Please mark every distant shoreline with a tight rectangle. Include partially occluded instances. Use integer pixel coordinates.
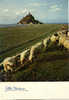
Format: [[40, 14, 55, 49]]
[[0, 23, 68, 28], [0, 24, 27, 28]]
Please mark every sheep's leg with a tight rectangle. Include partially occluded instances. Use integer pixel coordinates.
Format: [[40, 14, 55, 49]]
[[4, 65, 7, 72], [7, 66, 13, 72], [21, 60, 23, 64], [29, 57, 33, 63]]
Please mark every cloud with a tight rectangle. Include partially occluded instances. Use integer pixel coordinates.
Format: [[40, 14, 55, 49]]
[[50, 5, 57, 9], [22, 8, 28, 13], [49, 4, 62, 12], [30, 3, 47, 7], [3, 9, 8, 12], [32, 3, 40, 6], [55, 8, 61, 11], [16, 12, 20, 15], [16, 8, 35, 16], [16, 8, 27, 15], [0, 8, 2, 10], [0, 7, 35, 23]]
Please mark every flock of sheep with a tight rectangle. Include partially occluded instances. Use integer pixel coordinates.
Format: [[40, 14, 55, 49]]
[[0, 30, 69, 72]]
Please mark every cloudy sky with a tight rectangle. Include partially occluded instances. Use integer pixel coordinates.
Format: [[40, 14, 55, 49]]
[[0, 0, 68, 24]]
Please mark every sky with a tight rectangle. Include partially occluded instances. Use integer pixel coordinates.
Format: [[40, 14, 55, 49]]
[[0, 0, 68, 24]]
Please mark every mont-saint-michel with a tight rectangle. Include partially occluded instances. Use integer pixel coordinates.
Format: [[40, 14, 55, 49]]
[[17, 12, 43, 24]]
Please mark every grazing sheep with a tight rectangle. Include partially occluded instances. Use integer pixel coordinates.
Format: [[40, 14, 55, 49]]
[[59, 35, 66, 46], [63, 39, 69, 50], [2, 56, 16, 72], [43, 37, 50, 48], [29, 41, 43, 62], [20, 49, 30, 64], [50, 33, 59, 43]]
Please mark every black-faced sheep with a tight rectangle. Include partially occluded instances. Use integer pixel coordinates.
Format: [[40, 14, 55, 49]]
[[50, 33, 59, 43]]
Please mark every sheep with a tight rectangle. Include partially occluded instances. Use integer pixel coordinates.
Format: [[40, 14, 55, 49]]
[[50, 33, 59, 43], [63, 39, 69, 50], [0, 54, 21, 72], [43, 37, 50, 49], [58, 35, 66, 46], [62, 30, 67, 35], [57, 31, 63, 36], [29, 41, 43, 62], [68, 32, 69, 37], [57, 30, 67, 37], [2, 56, 16, 72], [20, 49, 30, 64]]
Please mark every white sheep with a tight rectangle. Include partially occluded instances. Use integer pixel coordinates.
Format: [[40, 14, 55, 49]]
[[57, 31, 62, 36], [68, 32, 69, 37], [43, 37, 50, 48], [20, 49, 30, 64], [29, 41, 43, 61], [57, 30, 67, 37], [50, 34, 59, 43], [59, 35, 66, 46], [63, 39, 69, 50], [2, 56, 16, 72]]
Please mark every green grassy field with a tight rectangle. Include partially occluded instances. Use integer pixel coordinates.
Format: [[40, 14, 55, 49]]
[[0, 24, 69, 81]]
